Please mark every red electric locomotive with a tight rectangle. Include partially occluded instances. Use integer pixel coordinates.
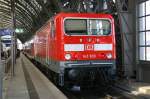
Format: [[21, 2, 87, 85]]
[[32, 13, 116, 86]]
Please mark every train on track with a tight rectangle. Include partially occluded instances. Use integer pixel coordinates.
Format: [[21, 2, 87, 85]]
[[24, 13, 116, 87]]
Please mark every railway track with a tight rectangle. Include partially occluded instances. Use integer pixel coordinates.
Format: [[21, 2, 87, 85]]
[[60, 84, 136, 99], [60, 80, 150, 99]]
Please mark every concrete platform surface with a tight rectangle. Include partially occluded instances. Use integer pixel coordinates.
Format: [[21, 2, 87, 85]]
[[3, 54, 68, 99]]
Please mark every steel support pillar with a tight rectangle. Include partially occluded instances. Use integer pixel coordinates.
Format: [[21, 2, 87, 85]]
[[116, 0, 135, 77], [0, 33, 2, 99], [11, 0, 16, 76]]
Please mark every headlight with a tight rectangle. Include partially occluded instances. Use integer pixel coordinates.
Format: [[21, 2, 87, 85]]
[[65, 54, 71, 60], [106, 53, 112, 59]]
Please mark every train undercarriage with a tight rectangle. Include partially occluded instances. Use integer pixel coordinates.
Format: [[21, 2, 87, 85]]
[[45, 60, 116, 88]]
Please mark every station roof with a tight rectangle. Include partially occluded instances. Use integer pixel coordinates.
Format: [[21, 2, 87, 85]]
[[0, 0, 116, 43]]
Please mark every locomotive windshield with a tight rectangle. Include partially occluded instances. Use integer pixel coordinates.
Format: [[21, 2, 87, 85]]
[[64, 19, 111, 35]]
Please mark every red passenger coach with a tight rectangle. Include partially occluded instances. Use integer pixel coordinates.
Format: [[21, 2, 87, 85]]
[[33, 13, 116, 86]]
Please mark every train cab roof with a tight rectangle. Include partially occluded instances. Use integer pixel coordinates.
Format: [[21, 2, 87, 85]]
[[54, 12, 114, 19]]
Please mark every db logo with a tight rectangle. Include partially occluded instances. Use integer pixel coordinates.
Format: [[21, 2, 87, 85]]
[[85, 44, 94, 51]]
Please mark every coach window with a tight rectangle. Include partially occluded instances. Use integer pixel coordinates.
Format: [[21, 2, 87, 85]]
[[138, 0, 150, 61]]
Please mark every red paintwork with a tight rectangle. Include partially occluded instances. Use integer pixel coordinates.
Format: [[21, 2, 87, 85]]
[[34, 22, 50, 59], [33, 13, 116, 61]]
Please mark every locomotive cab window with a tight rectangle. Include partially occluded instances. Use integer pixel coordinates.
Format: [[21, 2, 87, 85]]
[[64, 19, 87, 35], [64, 19, 111, 35], [89, 20, 111, 35]]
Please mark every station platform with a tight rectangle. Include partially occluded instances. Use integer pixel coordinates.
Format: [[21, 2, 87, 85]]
[[3, 53, 68, 99]]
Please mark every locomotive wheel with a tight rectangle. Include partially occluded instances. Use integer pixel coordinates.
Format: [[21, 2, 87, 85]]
[[53, 75, 59, 86], [50, 72, 59, 86], [64, 82, 74, 89]]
